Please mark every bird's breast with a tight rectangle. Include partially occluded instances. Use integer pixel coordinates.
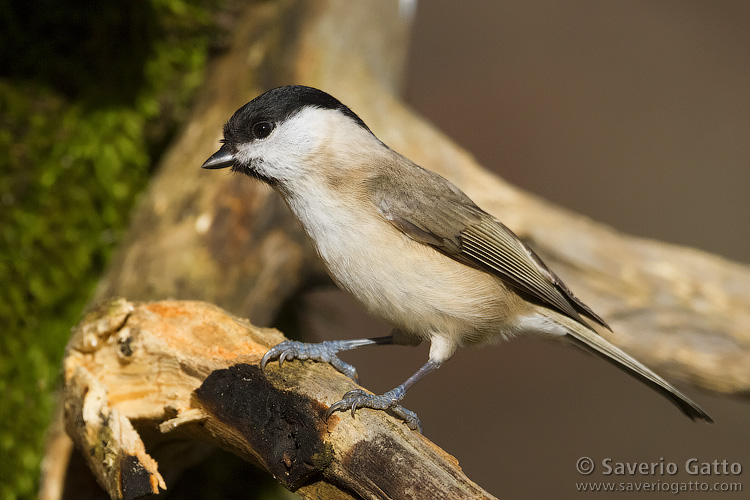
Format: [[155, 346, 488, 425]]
[[284, 186, 526, 344]]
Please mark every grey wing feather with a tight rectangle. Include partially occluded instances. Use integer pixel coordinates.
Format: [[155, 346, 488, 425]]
[[371, 164, 610, 331]]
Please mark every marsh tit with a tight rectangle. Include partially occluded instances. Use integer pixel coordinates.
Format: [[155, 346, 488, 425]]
[[202, 85, 712, 431]]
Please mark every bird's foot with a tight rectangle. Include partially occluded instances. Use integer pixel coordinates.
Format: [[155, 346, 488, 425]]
[[326, 388, 422, 432], [261, 340, 359, 380]]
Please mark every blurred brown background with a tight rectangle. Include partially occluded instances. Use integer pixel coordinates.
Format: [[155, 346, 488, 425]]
[[302, 1, 750, 498]]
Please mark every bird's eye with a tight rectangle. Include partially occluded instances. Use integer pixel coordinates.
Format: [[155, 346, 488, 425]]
[[252, 121, 274, 139]]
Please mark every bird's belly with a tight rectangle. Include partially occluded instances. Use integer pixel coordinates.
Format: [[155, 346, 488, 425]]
[[313, 217, 522, 344]]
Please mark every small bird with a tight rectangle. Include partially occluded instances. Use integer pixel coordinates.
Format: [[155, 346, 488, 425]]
[[202, 85, 712, 431]]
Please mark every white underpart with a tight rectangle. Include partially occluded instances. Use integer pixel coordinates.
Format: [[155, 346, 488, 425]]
[[515, 313, 570, 337], [429, 335, 457, 364]]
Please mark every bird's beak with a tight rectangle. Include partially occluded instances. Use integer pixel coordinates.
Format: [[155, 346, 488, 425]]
[[201, 144, 235, 169]]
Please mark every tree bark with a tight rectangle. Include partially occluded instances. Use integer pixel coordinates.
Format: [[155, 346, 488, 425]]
[[41, 0, 750, 498]]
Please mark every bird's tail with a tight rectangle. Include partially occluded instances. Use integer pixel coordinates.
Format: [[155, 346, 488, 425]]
[[555, 317, 713, 423]]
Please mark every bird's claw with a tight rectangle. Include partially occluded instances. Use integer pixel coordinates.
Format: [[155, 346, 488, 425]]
[[326, 388, 422, 432], [260, 340, 359, 380], [262, 341, 422, 431]]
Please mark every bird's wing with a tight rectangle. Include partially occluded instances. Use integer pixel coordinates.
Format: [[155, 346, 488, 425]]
[[370, 164, 609, 330]]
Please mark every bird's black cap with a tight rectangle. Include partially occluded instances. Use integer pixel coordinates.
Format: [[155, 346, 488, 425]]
[[222, 85, 371, 146]]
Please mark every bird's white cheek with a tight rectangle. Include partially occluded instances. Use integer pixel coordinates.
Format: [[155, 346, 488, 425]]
[[235, 142, 283, 180], [235, 143, 258, 167], [236, 134, 320, 183]]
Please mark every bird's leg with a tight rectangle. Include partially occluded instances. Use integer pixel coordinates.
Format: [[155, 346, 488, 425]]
[[326, 359, 441, 433], [260, 335, 397, 382]]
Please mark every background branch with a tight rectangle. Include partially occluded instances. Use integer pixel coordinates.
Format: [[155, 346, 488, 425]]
[[40, 0, 749, 498]]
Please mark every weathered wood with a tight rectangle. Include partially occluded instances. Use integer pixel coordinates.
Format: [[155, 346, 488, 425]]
[[61, 299, 495, 500]]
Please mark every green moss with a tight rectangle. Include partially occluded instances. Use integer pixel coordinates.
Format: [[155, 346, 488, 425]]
[[0, 1, 224, 498]]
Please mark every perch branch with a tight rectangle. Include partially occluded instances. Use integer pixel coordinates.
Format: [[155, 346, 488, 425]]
[[62, 299, 495, 500]]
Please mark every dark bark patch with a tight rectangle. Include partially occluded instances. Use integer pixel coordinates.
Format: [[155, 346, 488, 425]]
[[195, 364, 333, 490]]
